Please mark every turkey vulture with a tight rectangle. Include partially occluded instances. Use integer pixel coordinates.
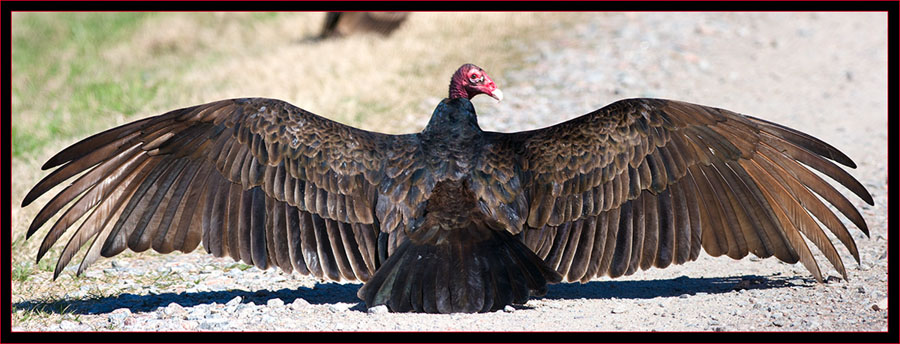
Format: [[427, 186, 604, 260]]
[[319, 12, 409, 39], [22, 64, 873, 314]]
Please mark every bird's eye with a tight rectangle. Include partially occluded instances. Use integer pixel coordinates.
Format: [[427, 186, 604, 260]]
[[469, 73, 483, 83]]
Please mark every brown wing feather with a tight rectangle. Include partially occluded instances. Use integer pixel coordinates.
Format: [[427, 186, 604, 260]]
[[478, 98, 871, 282], [24, 98, 424, 282]]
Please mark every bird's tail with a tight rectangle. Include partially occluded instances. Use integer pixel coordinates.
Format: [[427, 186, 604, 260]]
[[358, 230, 561, 313]]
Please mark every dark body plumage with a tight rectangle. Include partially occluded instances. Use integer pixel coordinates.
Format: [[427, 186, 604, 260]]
[[22, 64, 873, 313]]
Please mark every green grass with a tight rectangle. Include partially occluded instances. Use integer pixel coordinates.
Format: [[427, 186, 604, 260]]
[[10, 12, 291, 159], [11, 252, 54, 282], [15, 304, 67, 323], [225, 263, 254, 272], [12, 262, 32, 282], [12, 13, 158, 158]]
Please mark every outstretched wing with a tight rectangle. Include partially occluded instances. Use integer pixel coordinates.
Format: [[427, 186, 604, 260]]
[[22, 98, 426, 282], [474, 98, 873, 283]]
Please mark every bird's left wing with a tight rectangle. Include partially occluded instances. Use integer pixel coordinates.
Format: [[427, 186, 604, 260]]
[[473, 98, 873, 283], [21, 98, 426, 282]]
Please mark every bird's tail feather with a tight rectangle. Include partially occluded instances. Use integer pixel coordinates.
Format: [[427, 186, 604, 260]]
[[358, 230, 561, 313]]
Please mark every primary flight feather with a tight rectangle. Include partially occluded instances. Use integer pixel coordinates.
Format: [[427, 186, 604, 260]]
[[22, 63, 873, 313]]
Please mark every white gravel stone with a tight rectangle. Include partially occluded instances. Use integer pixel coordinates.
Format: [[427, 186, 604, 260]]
[[165, 303, 186, 317], [198, 317, 230, 330], [107, 308, 132, 327], [328, 303, 351, 312], [186, 307, 211, 320], [611, 306, 629, 314], [290, 298, 310, 310], [59, 320, 79, 331], [367, 305, 389, 314], [226, 296, 242, 306]]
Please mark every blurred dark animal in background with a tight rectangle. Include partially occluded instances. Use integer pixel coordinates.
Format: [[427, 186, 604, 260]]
[[320, 12, 410, 39]]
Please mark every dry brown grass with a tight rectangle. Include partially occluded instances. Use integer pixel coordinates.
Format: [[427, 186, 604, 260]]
[[11, 12, 590, 306]]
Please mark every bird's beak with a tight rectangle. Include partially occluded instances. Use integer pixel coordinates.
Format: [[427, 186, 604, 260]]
[[488, 88, 503, 102]]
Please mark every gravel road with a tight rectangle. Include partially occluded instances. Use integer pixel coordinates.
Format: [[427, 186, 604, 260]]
[[11, 12, 887, 332]]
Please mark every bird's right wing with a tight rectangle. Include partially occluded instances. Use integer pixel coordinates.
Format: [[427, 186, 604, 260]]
[[474, 98, 872, 283], [22, 98, 429, 282]]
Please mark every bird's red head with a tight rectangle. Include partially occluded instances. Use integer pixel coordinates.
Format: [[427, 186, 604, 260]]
[[449, 64, 503, 101]]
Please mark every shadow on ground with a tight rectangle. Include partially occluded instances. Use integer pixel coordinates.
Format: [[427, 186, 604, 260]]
[[12, 274, 810, 315], [12, 283, 363, 316], [542, 274, 811, 301]]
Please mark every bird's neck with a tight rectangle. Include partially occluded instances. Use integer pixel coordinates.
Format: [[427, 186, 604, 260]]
[[448, 65, 476, 100], [423, 98, 483, 141], [448, 83, 469, 100]]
